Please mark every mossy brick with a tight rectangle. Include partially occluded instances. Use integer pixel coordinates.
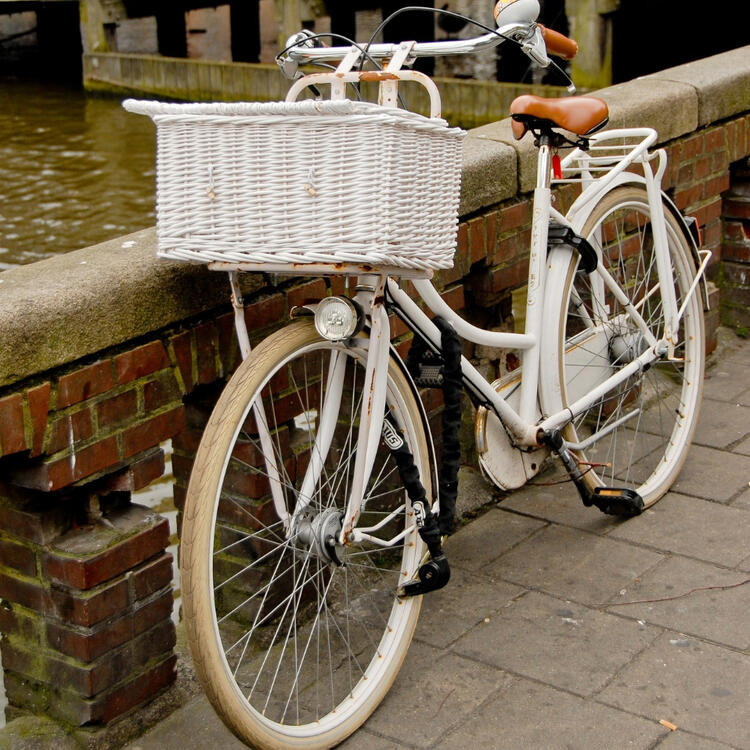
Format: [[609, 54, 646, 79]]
[[216, 310, 240, 376], [122, 406, 186, 458], [0, 537, 37, 578], [169, 331, 195, 393], [0, 603, 45, 644], [0, 571, 51, 612], [42, 506, 170, 590], [26, 382, 51, 457], [50, 577, 129, 627], [46, 588, 173, 663], [101, 447, 165, 493], [96, 389, 138, 431], [46, 408, 94, 454], [0, 393, 26, 457], [57, 361, 115, 408], [114, 342, 169, 385], [0, 501, 70, 545], [142, 370, 182, 413]]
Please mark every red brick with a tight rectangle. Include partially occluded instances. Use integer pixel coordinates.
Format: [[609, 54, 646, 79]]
[[216, 310, 240, 377], [97, 654, 176, 724], [440, 284, 465, 312], [703, 174, 731, 199], [0, 393, 26, 457], [46, 612, 132, 662], [122, 406, 186, 459], [456, 222, 469, 259], [0, 538, 37, 577], [72, 437, 120, 483], [484, 210, 499, 259], [494, 229, 531, 264], [285, 278, 327, 309], [169, 331, 194, 393], [130, 553, 173, 601], [96, 390, 138, 430], [711, 150, 729, 174], [501, 201, 531, 231], [0, 503, 69, 545], [43, 512, 170, 590], [50, 578, 129, 627], [101, 448, 166, 494], [468, 216, 486, 262], [694, 157, 711, 181], [674, 183, 703, 211], [723, 196, 750, 220], [46, 408, 94, 454], [679, 133, 703, 160], [26, 383, 51, 457], [692, 197, 723, 228], [58, 361, 114, 408], [114, 342, 169, 385], [195, 321, 218, 386], [244, 292, 286, 331], [704, 127, 726, 153]]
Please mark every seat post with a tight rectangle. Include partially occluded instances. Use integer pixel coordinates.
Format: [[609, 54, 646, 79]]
[[536, 133, 553, 190]]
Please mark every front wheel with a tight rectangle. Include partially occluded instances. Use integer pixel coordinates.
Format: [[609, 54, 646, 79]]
[[180, 319, 431, 750], [543, 186, 705, 508]]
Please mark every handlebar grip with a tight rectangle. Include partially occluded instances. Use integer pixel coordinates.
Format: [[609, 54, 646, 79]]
[[538, 24, 578, 59]]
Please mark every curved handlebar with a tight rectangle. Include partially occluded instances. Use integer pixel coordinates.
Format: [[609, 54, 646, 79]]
[[283, 22, 531, 64], [538, 25, 578, 59]]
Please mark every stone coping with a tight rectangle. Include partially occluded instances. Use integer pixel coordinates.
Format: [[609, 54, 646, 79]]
[[1, 46, 749, 389]]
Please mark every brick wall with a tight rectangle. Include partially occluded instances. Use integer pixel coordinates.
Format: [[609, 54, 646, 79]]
[[0, 60, 748, 730]]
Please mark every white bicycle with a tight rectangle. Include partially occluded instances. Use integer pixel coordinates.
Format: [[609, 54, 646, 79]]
[[127, 1, 709, 746]]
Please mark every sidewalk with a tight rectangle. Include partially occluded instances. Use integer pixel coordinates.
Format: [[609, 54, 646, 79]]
[[3, 331, 750, 750], [125, 329, 750, 750]]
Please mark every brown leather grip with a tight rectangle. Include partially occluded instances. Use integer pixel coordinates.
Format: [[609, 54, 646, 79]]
[[538, 24, 578, 60]]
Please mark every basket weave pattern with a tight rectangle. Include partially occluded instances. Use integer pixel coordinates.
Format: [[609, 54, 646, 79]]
[[124, 99, 465, 271]]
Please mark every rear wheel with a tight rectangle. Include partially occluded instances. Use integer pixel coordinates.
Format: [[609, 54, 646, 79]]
[[180, 319, 431, 749], [545, 186, 704, 507]]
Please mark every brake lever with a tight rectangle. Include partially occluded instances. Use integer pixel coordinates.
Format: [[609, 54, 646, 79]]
[[520, 24, 550, 68]]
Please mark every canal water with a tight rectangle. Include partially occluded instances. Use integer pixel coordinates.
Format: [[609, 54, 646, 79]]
[[0, 76, 156, 269]]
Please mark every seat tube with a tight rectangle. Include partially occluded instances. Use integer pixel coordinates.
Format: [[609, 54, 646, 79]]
[[518, 141, 552, 424]]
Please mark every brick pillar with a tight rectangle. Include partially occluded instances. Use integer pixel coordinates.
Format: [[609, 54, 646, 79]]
[[0, 479, 175, 725], [720, 159, 750, 333]]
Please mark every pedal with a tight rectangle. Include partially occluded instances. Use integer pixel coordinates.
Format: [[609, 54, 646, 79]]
[[397, 555, 450, 598], [591, 487, 644, 517]]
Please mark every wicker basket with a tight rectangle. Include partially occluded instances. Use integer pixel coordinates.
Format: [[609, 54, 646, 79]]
[[123, 99, 465, 272]]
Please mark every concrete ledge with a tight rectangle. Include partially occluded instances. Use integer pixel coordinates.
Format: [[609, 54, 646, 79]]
[[645, 46, 750, 127], [0, 229, 237, 388]]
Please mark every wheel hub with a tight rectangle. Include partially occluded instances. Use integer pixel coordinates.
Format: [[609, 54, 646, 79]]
[[293, 508, 345, 565]]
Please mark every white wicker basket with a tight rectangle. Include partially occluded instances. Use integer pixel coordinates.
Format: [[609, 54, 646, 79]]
[[123, 99, 465, 272]]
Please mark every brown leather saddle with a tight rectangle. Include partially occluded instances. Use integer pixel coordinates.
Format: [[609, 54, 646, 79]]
[[510, 94, 609, 139]]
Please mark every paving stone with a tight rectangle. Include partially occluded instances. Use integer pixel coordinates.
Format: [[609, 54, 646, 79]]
[[733, 437, 750, 457], [609, 493, 750, 567], [599, 632, 750, 748], [665, 445, 749, 501], [452, 591, 658, 697], [414, 565, 523, 649], [125, 695, 246, 750], [487, 525, 664, 607], [338, 729, 410, 749], [691, 399, 750, 449], [497, 482, 624, 535], [362, 639, 511, 748], [701, 365, 750, 402], [443, 507, 546, 571], [657, 732, 737, 750], [435, 677, 664, 750], [605, 556, 750, 649]]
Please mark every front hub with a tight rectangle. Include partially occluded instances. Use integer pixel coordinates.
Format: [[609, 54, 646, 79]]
[[293, 508, 345, 565]]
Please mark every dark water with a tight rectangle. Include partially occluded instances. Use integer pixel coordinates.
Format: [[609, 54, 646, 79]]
[[0, 78, 156, 269]]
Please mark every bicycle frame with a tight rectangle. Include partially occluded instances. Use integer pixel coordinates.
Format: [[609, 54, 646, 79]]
[[223, 23, 711, 550]]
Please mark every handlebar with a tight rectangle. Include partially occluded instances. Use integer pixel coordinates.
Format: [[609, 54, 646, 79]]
[[538, 25, 578, 60]]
